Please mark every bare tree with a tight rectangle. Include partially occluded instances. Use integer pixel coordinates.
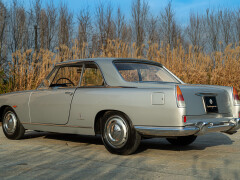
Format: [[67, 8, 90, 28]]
[[0, 1, 7, 65], [58, 2, 73, 47], [38, 1, 57, 50], [32, 0, 41, 26], [186, 12, 206, 52], [95, 2, 115, 51], [116, 8, 132, 44], [122, 24, 132, 44], [8, 0, 27, 53], [147, 15, 159, 45], [159, 1, 181, 49], [31, 0, 42, 51], [95, 2, 105, 49], [77, 7, 91, 48], [131, 0, 149, 52], [46, 1, 57, 51], [115, 7, 125, 40], [105, 4, 115, 41], [234, 9, 240, 46], [220, 9, 234, 48], [205, 9, 221, 52], [39, 9, 48, 49]]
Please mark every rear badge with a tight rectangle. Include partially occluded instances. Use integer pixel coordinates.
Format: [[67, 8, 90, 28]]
[[209, 99, 213, 105], [203, 96, 218, 113]]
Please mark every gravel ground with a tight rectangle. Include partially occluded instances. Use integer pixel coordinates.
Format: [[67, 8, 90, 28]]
[[0, 124, 240, 180]]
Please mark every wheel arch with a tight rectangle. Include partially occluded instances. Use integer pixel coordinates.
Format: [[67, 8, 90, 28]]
[[94, 109, 131, 135], [0, 105, 12, 122]]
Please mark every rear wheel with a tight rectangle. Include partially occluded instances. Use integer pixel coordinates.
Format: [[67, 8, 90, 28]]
[[166, 135, 197, 146], [101, 112, 141, 155], [2, 107, 25, 140]]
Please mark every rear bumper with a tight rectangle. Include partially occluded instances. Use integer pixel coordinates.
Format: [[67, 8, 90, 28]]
[[135, 118, 240, 137]]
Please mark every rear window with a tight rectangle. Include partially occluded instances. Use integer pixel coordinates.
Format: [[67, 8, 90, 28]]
[[114, 62, 179, 83]]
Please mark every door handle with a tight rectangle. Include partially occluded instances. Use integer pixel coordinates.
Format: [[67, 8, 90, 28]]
[[65, 92, 73, 96]]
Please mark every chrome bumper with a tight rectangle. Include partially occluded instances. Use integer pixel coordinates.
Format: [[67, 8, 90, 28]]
[[135, 118, 240, 137]]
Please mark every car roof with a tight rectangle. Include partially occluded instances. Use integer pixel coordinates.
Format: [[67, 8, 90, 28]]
[[56, 58, 163, 66], [54, 58, 169, 87]]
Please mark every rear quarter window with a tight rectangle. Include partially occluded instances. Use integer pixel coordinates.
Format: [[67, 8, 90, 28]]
[[114, 62, 179, 83]]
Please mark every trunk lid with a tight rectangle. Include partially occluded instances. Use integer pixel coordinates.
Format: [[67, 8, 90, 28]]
[[179, 84, 232, 116]]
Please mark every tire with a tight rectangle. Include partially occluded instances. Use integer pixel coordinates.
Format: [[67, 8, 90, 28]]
[[101, 111, 141, 155], [2, 107, 25, 140], [166, 135, 197, 146]]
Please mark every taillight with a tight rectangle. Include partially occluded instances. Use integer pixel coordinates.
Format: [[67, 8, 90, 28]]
[[183, 115, 187, 123], [233, 87, 240, 105], [176, 85, 186, 107]]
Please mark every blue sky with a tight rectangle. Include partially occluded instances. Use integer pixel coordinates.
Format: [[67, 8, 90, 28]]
[[3, 0, 240, 26]]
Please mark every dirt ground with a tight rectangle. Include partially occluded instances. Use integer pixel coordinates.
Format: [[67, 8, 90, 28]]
[[0, 125, 240, 180]]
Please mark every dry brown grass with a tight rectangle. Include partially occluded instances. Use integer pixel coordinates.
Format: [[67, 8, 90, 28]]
[[7, 40, 240, 94]]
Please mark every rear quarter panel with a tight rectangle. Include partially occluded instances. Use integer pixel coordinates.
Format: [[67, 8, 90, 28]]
[[68, 87, 185, 129]]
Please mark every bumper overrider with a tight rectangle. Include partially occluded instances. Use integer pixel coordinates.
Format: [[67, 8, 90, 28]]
[[135, 118, 240, 137]]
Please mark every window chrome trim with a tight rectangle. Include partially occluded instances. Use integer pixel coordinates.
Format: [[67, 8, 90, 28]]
[[49, 64, 84, 89], [37, 66, 60, 90], [162, 66, 184, 84], [112, 61, 181, 84], [78, 63, 85, 87]]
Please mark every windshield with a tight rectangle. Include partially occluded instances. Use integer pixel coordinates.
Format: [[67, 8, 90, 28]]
[[114, 62, 179, 83]]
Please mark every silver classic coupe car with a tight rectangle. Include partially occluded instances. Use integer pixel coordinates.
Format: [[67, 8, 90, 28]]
[[0, 58, 240, 155]]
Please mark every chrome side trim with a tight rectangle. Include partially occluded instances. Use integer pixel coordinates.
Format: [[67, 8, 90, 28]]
[[195, 93, 218, 96], [22, 122, 92, 129], [135, 118, 240, 137]]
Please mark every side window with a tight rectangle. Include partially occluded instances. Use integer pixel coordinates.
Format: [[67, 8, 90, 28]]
[[51, 65, 83, 88], [118, 69, 139, 82], [140, 68, 163, 81], [81, 63, 104, 87]]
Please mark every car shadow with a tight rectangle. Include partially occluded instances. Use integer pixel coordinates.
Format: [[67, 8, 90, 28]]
[[23, 131, 234, 154], [23, 130, 49, 139], [135, 132, 234, 153], [45, 133, 103, 145], [23, 130, 103, 146]]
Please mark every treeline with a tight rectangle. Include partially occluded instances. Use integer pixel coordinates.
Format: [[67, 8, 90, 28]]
[[0, 0, 240, 93], [1, 0, 240, 60]]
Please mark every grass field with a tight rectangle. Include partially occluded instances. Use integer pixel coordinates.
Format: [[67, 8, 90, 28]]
[[3, 40, 240, 94]]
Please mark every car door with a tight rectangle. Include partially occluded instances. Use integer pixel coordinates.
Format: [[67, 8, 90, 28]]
[[68, 62, 105, 127], [29, 64, 83, 125]]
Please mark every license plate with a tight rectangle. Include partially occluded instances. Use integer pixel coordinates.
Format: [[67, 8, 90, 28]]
[[203, 96, 218, 113]]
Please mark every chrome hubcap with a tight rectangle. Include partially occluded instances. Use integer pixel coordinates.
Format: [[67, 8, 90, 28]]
[[3, 112, 17, 135], [104, 116, 128, 148]]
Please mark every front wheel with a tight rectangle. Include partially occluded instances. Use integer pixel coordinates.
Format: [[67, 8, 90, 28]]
[[101, 112, 141, 155], [2, 107, 25, 140], [166, 135, 197, 146]]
